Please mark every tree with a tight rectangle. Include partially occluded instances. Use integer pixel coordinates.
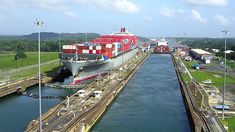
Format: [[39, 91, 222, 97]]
[[15, 51, 27, 60]]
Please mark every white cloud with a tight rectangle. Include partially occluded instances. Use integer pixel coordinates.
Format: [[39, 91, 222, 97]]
[[177, 9, 185, 14], [214, 14, 229, 26], [76, 0, 139, 14], [144, 16, 153, 21], [191, 9, 206, 23], [0, 15, 3, 23], [187, 0, 227, 6], [38, 0, 67, 11], [0, 0, 78, 18], [63, 11, 78, 18], [231, 16, 235, 22], [159, 7, 175, 17]]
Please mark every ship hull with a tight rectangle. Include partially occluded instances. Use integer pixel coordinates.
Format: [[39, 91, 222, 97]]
[[61, 48, 139, 84]]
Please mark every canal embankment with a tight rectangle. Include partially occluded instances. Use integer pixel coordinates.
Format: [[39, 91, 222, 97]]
[[171, 52, 226, 132], [0, 74, 60, 98]]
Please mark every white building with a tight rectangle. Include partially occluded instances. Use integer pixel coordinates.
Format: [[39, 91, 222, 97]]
[[212, 49, 220, 53], [189, 49, 213, 64], [225, 50, 234, 54]]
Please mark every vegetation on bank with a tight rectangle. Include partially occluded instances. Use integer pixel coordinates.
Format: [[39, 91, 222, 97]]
[[9, 62, 60, 80], [227, 116, 235, 132], [183, 60, 235, 88], [0, 52, 59, 70], [191, 71, 235, 88], [221, 116, 235, 132]]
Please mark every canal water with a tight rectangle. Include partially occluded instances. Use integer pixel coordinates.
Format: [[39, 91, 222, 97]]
[[0, 85, 77, 132], [92, 54, 191, 132]]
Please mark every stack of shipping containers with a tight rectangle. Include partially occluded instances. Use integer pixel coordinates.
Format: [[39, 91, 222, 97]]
[[62, 32, 138, 59]]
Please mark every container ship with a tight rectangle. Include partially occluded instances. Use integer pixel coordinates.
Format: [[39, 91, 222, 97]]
[[153, 39, 170, 54], [60, 28, 139, 84]]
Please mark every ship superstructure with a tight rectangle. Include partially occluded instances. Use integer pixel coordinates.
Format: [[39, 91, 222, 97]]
[[154, 39, 170, 54]]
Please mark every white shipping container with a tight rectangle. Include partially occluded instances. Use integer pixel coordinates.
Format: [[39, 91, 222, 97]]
[[77, 44, 84, 46], [106, 44, 112, 48], [89, 46, 93, 50], [96, 46, 101, 50], [82, 50, 89, 54], [113, 42, 119, 56], [92, 50, 96, 54], [71, 46, 75, 49], [63, 45, 67, 49]]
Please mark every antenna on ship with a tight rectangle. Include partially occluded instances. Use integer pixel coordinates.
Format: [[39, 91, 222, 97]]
[[34, 19, 44, 132]]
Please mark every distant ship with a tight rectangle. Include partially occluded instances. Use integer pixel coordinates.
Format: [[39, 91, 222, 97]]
[[60, 28, 139, 84], [153, 39, 170, 54]]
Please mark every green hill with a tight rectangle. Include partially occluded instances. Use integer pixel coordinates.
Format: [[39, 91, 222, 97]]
[[0, 32, 149, 53], [22, 32, 100, 41]]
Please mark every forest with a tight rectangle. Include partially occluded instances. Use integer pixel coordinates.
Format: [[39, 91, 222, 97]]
[[0, 32, 149, 53], [0, 32, 100, 53]]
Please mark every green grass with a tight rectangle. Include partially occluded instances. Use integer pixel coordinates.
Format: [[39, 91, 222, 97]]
[[182, 72, 191, 83], [231, 89, 235, 95], [10, 62, 60, 80], [183, 60, 199, 70], [227, 61, 235, 68], [0, 52, 59, 70], [222, 116, 235, 132], [190, 70, 235, 88], [183, 60, 235, 88], [228, 116, 235, 132]]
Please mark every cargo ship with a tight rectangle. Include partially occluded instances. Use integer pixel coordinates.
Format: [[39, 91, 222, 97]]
[[153, 39, 170, 54], [60, 28, 139, 84]]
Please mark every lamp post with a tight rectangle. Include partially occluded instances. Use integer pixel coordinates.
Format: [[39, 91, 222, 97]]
[[58, 32, 61, 66], [17, 58, 19, 72], [222, 29, 229, 120], [35, 19, 44, 132]]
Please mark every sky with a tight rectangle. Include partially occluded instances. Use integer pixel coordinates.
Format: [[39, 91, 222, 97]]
[[0, 0, 234, 37]]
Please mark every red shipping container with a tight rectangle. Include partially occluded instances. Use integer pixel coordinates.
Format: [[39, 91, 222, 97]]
[[96, 50, 102, 54]]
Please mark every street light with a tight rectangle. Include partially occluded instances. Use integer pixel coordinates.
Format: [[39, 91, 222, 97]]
[[17, 58, 20, 72], [35, 19, 44, 132], [222, 29, 229, 120], [58, 32, 61, 66]]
